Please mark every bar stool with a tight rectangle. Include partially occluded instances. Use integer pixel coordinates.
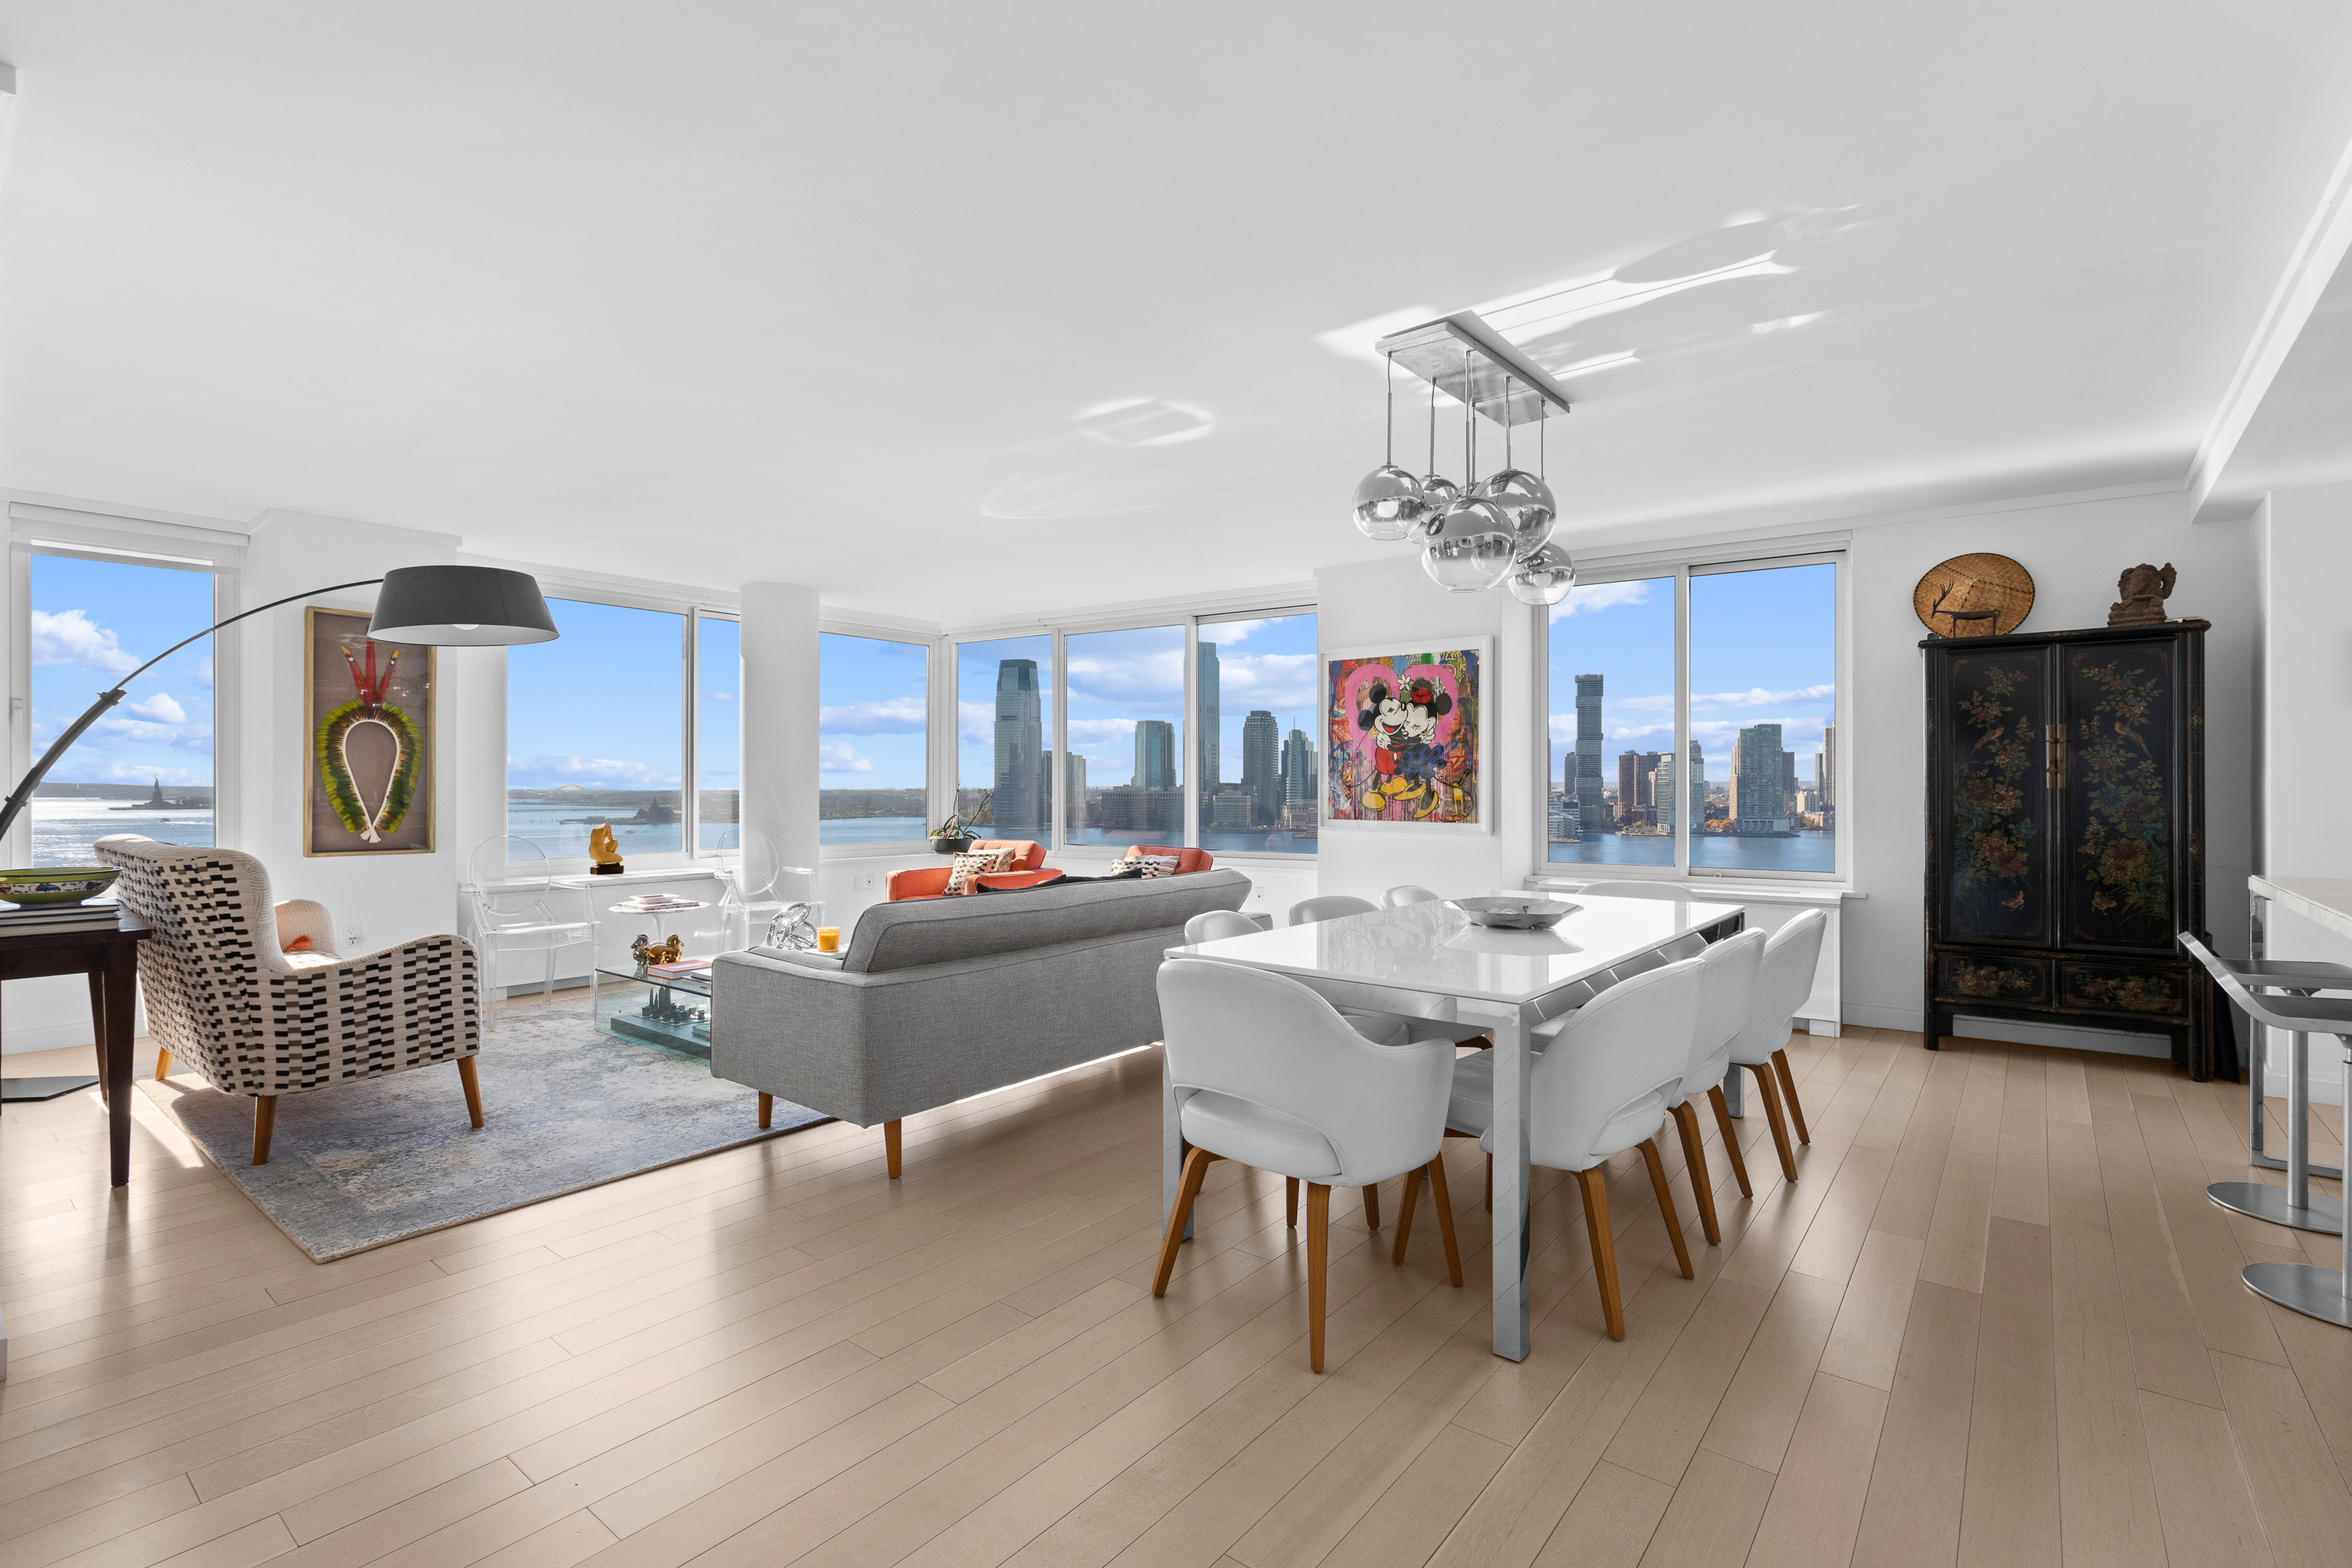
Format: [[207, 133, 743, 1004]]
[[2196, 969, 2352, 1330], [2182, 935, 2346, 1236]]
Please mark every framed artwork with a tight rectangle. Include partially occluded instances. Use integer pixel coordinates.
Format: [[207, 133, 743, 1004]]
[[1323, 637, 1491, 832], [304, 606, 436, 855]]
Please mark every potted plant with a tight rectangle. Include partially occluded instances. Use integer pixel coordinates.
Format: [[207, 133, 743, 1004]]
[[927, 812, 977, 855]]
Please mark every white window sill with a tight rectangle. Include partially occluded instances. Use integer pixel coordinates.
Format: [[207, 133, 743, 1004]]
[[1526, 873, 1863, 906]]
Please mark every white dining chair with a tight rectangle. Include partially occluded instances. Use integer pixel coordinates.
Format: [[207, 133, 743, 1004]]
[[1671, 926, 1767, 1243], [1728, 908, 1828, 1182], [1447, 956, 1706, 1339], [1383, 884, 1443, 908], [1152, 956, 1462, 1370], [1290, 894, 1377, 925]]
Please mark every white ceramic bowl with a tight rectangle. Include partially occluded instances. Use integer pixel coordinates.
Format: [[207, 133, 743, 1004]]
[[1453, 896, 1580, 931]]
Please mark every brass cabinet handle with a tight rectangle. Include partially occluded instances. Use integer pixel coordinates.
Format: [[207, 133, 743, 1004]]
[[2046, 724, 2066, 789]]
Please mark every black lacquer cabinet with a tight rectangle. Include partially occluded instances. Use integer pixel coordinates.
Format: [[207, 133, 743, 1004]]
[[1922, 619, 2223, 1078]]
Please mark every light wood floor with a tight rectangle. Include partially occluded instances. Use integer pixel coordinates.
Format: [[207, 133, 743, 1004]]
[[4, 1006, 2351, 1568]]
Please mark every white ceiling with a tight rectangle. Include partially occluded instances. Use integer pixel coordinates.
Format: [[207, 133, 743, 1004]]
[[0, 3, 2349, 619]]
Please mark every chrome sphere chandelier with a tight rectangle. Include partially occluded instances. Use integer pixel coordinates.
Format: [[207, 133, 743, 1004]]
[[1350, 316, 1576, 603]]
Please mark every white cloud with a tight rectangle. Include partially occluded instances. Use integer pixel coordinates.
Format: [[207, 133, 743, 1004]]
[[1066, 717, 1145, 744], [1692, 684, 1835, 710], [191, 656, 213, 690], [959, 699, 996, 746], [706, 690, 731, 702], [507, 753, 680, 787], [31, 608, 139, 673], [818, 742, 874, 773], [93, 759, 207, 786], [1549, 581, 1653, 621], [1201, 619, 1266, 648], [124, 692, 187, 723], [1214, 652, 1317, 711], [820, 696, 926, 735], [90, 715, 209, 748], [1065, 649, 1183, 702]]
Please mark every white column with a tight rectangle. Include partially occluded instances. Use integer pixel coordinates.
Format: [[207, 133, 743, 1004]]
[[739, 583, 820, 906]]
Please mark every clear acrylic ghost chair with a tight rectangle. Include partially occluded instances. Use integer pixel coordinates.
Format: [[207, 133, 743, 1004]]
[[715, 826, 817, 951], [465, 836, 597, 1030], [1152, 957, 1462, 1370], [1669, 927, 1767, 1243], [1383, 884, 1443, 908], [1450, 956, 1705, 1339], [1727, 909, 1828, 1182]]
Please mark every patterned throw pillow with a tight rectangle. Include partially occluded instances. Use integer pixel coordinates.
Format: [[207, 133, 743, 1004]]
[[1112, 853, 1181, 879], [946, 847, 1019, 895]]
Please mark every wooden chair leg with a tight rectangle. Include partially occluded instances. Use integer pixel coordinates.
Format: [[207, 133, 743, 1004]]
[[456, 1056, 484, 1128], [1708, 1083, 1752, 1198], [1573, 1167, 1625, 1340], [1286, 1176, 1298, 1227], [154, 1046, 173, 1080], [1363, 1181, 1381, 1230], [757, 1091, 773, 1130], [884, 1119, 902, 1178], [1426, 1156, 1465, 1287], [1484, 1152, 1493, 1212], [252, 1095, 278, 1166], [1640, 1137, 1694, 1279], [1773, 1047, 1812, 1145], [1152, 1145, 1216, 1296], [1306, 1181, 1330, 1371], [1748, 1062, 1800, 1182], [1670, 1100, 1721, 1245], [1390, 1167, 1421, 1264]]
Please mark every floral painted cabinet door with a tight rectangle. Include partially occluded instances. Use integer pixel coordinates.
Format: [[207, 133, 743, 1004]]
[[1935, 647, 2056, 947], [2059, 640, 2180, 953]]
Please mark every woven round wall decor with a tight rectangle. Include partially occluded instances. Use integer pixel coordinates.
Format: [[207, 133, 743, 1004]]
[[1913, 554, 2034, 637]]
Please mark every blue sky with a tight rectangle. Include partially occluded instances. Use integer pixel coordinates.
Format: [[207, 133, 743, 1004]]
[[816, 631, 928, 789], [30, 554, 217, 786], [1547, 561, 1835, 789], [508, 597, 688, 789]]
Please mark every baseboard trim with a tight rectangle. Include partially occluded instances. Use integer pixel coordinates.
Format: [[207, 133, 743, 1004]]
[[1843, 1002, 2176, 1059]]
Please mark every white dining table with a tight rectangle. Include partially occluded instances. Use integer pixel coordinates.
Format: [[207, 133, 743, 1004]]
[[1165, 891, 1747, 1360]]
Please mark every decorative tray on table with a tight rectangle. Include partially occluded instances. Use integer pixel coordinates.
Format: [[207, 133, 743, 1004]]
[[1453, 896, 1580, 931]]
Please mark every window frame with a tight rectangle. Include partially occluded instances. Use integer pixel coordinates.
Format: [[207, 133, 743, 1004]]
[[1538, 543, 1849, 884], [944, 598, 1319, 864]]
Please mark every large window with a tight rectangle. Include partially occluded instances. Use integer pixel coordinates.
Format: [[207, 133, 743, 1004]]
[[27, 552, 217, 866], [1545, 577, 1675, 867], [1065, 624, 1184, 848], [507, 597, 685, 858], [1690, 561, 1837, 873], [817, 631, 929, 844], [1545, 555, 1842, 878], [1199, 612, 1318, 856], [956, 633, 1053, 840]]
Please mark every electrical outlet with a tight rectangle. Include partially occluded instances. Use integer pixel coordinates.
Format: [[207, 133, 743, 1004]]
[[341, 920, 365, 951]]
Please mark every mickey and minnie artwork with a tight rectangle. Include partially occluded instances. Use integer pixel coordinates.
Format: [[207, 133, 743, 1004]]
[[1325, 641, 1486, 829]]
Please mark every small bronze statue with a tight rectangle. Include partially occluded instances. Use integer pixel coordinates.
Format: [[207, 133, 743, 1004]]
[[589, 823, 624, 875], [2107, 562, 2176, 626]]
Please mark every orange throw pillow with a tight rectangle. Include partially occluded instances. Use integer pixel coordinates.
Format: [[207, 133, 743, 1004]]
[[284, 934, 314, 953]]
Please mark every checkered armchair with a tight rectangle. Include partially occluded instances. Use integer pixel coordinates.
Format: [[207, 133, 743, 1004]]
[[94, 834, 483, 1165]]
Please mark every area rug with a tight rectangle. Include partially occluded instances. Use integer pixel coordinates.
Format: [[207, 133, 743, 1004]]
[[136, 1004, 828, 1261]]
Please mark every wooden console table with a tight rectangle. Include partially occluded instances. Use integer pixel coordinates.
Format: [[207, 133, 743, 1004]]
[[0, 920, 151, 1186]]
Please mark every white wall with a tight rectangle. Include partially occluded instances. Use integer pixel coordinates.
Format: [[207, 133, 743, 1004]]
[[2253, 481, 2352, 1102]]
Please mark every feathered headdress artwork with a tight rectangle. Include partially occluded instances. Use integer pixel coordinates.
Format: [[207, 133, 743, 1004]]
[[340, 639, 400, 717]]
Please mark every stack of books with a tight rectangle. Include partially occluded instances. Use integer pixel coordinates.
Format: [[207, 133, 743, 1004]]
[[645, 957, 715, 981], [0, 901, 125, 937]]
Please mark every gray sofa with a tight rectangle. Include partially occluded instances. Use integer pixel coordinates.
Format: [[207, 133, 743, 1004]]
[[709, 868, 1250, 1176]]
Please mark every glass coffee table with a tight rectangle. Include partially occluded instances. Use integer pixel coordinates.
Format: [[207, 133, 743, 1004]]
[[593, 963, 715, 1061]]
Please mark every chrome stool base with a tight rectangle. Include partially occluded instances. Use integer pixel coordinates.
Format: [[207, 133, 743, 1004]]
[[2207, 1181, 2343, 1236], [2243, 1262, 2352, 1329]]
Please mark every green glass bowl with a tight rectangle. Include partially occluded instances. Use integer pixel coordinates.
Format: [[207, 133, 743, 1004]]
[[0, 867, 122, 907]]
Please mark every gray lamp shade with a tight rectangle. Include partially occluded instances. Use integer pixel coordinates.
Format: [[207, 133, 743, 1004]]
[[366, 565, 561, 646]]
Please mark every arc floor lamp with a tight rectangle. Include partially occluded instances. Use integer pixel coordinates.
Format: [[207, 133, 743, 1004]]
[[0, 564, 559, 1102]]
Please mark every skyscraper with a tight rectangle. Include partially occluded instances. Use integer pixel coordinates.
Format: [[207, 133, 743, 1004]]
[[1242, 710, 1282, 826], [1781, 750, 1797, 816], [1730, 723, 1788, 833], [993, 659, 1043, 837], [1575, 673, 1606, 827], [1280, 723, 1315, 806], [1658, 741, 1704, 829], [1196, 641, 1221, 791], [1617, 750, 1661, 826], [1132, 719, 1176, 791], [1819, 722, 1836, 808], [1064, 752, 1087, 829]]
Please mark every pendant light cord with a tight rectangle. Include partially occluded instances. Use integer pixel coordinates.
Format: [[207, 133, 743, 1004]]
[[1462, 352, 1475, 485], [1383, 350, 1396, 466]]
